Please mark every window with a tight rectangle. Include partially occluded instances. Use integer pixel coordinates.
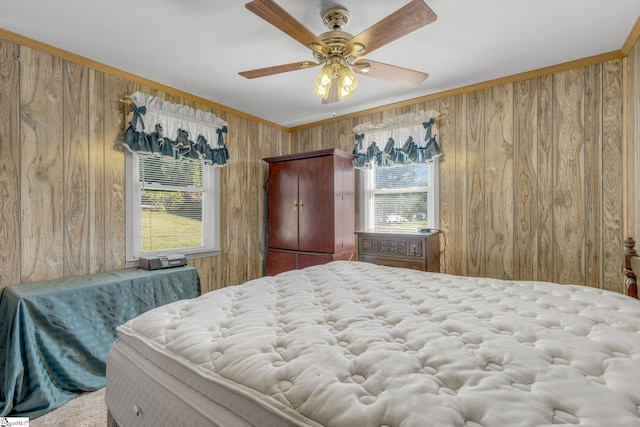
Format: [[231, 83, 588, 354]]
[[359, 157, 439, 233], [125, 151, 220, 267]]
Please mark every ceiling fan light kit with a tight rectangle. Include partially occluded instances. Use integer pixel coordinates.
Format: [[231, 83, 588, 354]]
[[240, 0, 437, 104], [313, 64, 333, 99], [313, 58, 360, 101], [337, 64, 359, 99]]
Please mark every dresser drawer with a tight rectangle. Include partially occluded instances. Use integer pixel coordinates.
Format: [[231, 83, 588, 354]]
[[360, 235, 426, 256], [360, 255, 427, 271], [356, 232, 440, 272]]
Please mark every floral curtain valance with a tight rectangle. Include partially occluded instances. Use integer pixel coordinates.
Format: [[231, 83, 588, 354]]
[[123, 92, 230, 166], [351, 110, 442, 169]]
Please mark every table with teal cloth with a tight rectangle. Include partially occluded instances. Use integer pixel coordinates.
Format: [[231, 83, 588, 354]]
[[0, 266, 201, 419]]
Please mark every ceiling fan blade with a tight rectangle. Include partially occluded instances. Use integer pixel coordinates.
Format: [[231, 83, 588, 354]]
[[352, 60, 428, 88], [345, 0, 437, 56], [245, 0, 329, 52], [239, 61, 318, 79]]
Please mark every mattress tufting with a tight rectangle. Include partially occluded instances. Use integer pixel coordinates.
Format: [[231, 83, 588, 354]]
[[112, 261, 640, 427]]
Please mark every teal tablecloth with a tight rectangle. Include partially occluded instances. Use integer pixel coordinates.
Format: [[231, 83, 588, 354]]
[[0, 266, 200, 419]]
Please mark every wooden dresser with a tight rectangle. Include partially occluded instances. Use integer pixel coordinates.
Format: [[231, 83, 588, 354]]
[[264, 149, 355, 276], [355, 231, 440, 272]]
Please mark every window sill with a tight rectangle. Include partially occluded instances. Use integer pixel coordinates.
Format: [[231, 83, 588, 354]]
[[125, 249, 221, 268]]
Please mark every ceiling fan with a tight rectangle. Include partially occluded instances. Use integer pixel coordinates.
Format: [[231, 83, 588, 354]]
[[239, 0, 437, 104]]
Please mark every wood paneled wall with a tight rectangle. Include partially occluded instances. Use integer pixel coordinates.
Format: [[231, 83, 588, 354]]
[[0, 38, 290, 292], [291, 60, 625, 293], [0, 33, 633, 295], [627, 35, 640, 244]]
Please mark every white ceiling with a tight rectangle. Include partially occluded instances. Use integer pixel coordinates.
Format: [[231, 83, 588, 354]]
[[1, 0, 639, 128]]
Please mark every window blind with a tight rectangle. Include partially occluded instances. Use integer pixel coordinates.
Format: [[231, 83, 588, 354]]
[[373, 163, 430, 232], [137, 155, 206, 251]]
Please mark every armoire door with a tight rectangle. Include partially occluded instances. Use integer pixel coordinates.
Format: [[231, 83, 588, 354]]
[[297, 155, 335, 253], [267, 160, 299, 250], [336, 155, 355, 253], [264, 148, 355, 276]]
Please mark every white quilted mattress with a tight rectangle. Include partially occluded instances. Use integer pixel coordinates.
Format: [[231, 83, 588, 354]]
[[110, 261, 640, 426]]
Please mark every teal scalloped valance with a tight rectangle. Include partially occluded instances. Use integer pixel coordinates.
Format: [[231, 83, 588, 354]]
[[351, 110, 442, 169], [123, 92, 230, 166]]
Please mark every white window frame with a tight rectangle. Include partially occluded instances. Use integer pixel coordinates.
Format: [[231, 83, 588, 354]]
[[358, 157, 440, 232], [125, 150, 220, 267]]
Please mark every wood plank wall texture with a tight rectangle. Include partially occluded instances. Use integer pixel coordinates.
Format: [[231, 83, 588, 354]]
[[291, 60, 625, 293], [0, 39, 290, 293], [628, 34, 640, 245], [0, 33, 637, 294]]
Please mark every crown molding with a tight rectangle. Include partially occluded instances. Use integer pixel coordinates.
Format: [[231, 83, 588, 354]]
[[622, 15, 640, 56], [0, 22, 635, 133], [0, 27, 288, 132], [290, 50, 625, 132]]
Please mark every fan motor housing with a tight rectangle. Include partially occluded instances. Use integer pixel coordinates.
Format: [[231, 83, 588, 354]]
[[322, 7, 350, 31], [314, 8, 351, 61], [314, 30, 352, 60]]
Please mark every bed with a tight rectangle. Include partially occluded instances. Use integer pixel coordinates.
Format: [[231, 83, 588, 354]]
[[105, 259, 640, 427]]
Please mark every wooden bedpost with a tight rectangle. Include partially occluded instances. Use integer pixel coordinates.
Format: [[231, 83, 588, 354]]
[[624, 237, 638, 299]]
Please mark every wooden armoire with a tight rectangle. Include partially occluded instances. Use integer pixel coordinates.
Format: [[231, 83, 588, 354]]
[[263, 148, 355, 276]]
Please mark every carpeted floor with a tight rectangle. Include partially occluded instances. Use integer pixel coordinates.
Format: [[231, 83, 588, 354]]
[[30, 388, 107, 427]]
